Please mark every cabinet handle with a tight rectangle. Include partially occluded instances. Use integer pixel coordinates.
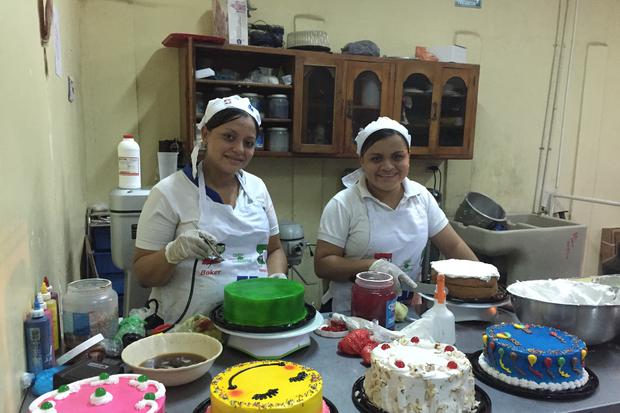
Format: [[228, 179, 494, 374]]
[[431, 102, 438, 121]]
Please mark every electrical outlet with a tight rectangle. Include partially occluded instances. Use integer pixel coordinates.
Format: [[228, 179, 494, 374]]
[[67, 76, 76, 102]]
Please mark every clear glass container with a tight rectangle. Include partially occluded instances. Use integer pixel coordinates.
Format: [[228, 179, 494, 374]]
[[267, 94, 289, 119], [267, 127, 289, 152], [351, 271, 397, 329], [62, 278, 118, 350]]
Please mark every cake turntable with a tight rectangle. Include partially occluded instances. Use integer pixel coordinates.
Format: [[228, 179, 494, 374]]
[[419, 287, 516, 323], [211, 304, 324, 359]]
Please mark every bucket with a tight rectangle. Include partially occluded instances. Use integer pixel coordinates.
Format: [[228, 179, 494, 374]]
[[454, 192, 506, 229]]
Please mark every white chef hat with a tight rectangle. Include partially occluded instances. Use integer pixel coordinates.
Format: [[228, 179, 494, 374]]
[[197, 95, 262, 130], [354, 116, 411, 155]]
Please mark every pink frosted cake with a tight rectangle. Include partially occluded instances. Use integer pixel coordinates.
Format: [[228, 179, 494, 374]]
[[28, 373, 165, 412]]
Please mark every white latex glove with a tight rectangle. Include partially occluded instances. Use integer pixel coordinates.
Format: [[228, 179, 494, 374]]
[[369, 259, 418, 296], [164, 229, 221, 264], [268, 272, 288, 279]]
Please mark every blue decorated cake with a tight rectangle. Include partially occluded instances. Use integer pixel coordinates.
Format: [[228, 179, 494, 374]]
[[479, 323, 588, 391]]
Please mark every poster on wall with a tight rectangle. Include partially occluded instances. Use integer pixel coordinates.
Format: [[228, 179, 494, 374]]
[[455, 0, 482, 8]]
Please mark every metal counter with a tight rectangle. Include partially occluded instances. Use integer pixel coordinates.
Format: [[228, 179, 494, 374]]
[[20, 319, 620, 413]]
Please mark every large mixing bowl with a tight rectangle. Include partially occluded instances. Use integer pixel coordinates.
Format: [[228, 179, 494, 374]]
[[510, 293, 620, 345]]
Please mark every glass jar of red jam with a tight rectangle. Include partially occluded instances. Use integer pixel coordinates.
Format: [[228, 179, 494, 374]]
[[351, 271, 397, 329]]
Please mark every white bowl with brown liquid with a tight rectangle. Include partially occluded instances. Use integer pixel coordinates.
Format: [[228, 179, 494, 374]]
[[121, 332, 223, 386]]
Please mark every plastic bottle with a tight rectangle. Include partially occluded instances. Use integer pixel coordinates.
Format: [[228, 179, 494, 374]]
[[40, 281, 60, 352], [24, 298, 54, 373], [426, 273, 456, 344], [117, 133, 141, 189], [36, 293, 56, 365], [43, 276, 61, 350]]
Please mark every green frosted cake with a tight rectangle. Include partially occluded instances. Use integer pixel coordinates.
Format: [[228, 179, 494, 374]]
[[223, 278, 307, 327]]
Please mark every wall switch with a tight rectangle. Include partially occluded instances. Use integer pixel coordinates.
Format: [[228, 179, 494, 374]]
[[67, 75, 76, 102]]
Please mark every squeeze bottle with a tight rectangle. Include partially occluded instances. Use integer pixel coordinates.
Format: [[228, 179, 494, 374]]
[[43, 276, 61, 350], [24, 298, 53, 373], [36, 293, 56, 365], [41, 281, 60, 352], [430, 273, 456, 344], [118, 133, 141, 189]]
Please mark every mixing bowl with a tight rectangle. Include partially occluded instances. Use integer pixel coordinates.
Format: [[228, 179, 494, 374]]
[[121, 332, 222, 386], [509, 291, 620, 345]]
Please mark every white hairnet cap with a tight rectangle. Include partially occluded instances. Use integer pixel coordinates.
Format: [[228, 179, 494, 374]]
[[354, 117, 411, 155], [197, 95, 261, 130]]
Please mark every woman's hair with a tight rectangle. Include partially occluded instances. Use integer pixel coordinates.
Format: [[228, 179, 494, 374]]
[[205, 107, 259, 135], [360, 129, 409, 156]]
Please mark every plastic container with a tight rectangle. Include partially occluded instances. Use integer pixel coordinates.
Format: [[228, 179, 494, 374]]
[[267, 127, 289, 152], [117, 134, 141, 189], [255, 127, 265, 150], [351, 271, 397, 329], [43, 276, 61, 351], [267, 94, 289, 119], [62, 279, 119, 350], [24, 298, 54, 373]]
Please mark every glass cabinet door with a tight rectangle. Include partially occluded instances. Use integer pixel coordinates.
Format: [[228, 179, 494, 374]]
[[294, 57, 343, 153], [436, 67, 478, 157], [393, 62, 439, 156], [343, 61, 391, 154]]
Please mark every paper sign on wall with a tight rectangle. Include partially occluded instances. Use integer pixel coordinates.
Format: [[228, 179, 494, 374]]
[[455, 0, 482, 8]]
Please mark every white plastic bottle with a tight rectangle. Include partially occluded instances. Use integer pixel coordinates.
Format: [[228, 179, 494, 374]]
[[428, 273, 456, 344], [118, 133, 141, 189]]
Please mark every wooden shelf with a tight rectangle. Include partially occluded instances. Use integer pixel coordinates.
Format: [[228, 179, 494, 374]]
[[253, 151, 293, 157], [196, 79, 293, 90]]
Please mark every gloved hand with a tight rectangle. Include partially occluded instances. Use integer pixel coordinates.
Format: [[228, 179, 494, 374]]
[[164, 229, 220, 264], [268, 272, 288, 279], [369, 259, 418, 296]]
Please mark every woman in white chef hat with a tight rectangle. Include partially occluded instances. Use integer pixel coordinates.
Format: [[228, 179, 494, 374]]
[[133, 95, 288, 325], [314, 117, 477, 313]]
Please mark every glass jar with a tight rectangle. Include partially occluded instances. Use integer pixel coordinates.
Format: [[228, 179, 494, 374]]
[[212, 87, 232, 99], [267, 127, 289, 152], [62, 279, 118, 350], [351, 271, 397, 329], [267, 94, 289, 119], [241, 93, 265, 118]]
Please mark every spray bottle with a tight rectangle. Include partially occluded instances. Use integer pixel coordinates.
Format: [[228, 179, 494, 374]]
[[426, 273, 456, 344], [41, 281, 60, 352], [24, 297, 53, 373]]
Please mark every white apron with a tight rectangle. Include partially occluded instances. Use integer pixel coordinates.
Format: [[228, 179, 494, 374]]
[[151, 168, 270, 323], [329, 192, 429, 313]]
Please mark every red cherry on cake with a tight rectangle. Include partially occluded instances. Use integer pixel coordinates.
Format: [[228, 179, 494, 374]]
[[447, 361, 458, 369], [381, 343, 391, 350], [394, 360, 405, 368], [410, 336, 420, 344], [444, 345, 455, 352]]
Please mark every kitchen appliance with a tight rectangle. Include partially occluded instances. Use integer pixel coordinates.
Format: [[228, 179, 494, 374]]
[[452, 214, 587, 285], [110, 188, 151, 315], [278, 220, 315, 285]]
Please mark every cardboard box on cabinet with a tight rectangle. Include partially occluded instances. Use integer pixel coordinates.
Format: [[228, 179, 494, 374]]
[[213, 0, 248, 45], [415, 45, 467, 63]]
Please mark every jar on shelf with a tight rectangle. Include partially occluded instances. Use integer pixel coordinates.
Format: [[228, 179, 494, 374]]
[[62, 279, 119, 350], [255, 127, 265, 150], [267, 127, 289, 152], [241, 93, 265, 118], [267, 94, 289, 119], [351, 271, 397, 329]]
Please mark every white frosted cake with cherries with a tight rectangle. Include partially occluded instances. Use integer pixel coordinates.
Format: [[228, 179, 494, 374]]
[[363, 337, 478, 413]]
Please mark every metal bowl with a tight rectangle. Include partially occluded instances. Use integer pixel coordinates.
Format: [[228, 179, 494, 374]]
[[454, 192, 507, 230], [510, 293, 620, 345]]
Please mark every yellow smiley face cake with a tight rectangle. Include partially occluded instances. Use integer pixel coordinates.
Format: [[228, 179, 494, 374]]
[[209, 361, 326, 413]]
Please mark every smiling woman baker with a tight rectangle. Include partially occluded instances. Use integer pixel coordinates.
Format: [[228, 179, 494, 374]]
[[314, 117, 477, 313], [133, 95, 287, 325]]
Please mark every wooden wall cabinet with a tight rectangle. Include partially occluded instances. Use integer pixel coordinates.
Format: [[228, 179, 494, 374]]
[[164, 34, 479, 160]]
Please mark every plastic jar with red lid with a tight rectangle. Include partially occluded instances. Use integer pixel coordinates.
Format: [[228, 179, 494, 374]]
[[351, 271, 397, 329]]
